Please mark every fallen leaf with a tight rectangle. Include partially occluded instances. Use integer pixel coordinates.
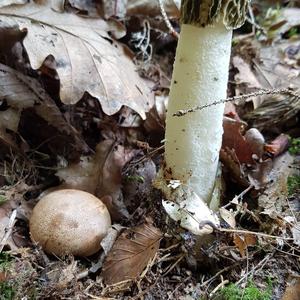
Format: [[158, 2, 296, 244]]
[[0, 0, 153, 118], [219, 207, 236, 228], [56, 140, 137, 220], [101, 221, 162, 286], [257, 152, 294, 214], [232, 56, 263, 109], [233, 233, 257, 257], [265, 134, 289, 157], [0, 0, 27, 8], [0, 63, 89, 160], [220, 148, 249, 188], [222, 117, 265, 164]]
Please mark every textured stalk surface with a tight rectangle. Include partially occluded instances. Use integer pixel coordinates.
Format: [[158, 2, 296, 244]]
[[164, 20, 232, 202]]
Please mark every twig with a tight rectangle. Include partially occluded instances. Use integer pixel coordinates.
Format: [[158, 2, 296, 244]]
[[173, 88, 300, 117], [218, 227, 293, 240], [200, 262, 240, 287], [235, 251, 274, 286], [0, 209, 17, 252], [222, 185, 254, 209], [246, 2, 267, 35], [162, 254, 185, 277], [209, 279, 229, 297], [158, 0, 179, 39]]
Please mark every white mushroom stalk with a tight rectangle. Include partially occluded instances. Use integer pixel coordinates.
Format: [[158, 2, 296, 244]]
[[155, 0, 248, 235]]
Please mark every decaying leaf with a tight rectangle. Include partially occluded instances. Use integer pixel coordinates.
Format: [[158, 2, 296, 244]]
[[233, 233, 257, 257], [0, 63, 89, 160], [56, 140, 137, 220], [219, 207, 236, 228], [258, 152, 294, 215], [0, 0, 27, 8], [0, 0, 153, 118], [232, 56, 263, 109], [101, 221, 162, 286], [222, 117, 265, 164]]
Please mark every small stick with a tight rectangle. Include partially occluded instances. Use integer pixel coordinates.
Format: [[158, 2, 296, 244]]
[[209, 279, 229, 297]]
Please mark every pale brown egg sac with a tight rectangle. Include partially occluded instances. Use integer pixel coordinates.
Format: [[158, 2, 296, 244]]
[[29, 189, 111, 257]]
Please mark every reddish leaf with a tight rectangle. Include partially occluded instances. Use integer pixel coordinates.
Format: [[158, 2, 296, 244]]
[[222, 117, 265, 164], [102, 221, 162, 286], [233, 233, 257, 257]]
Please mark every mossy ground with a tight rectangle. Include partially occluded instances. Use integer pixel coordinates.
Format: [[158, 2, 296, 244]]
[[215, 279, 273, 300]]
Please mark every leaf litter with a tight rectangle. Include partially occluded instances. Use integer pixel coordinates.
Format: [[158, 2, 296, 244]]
[[0, 0, 299, 299]]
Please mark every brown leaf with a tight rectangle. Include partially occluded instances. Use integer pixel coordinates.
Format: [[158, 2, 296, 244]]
[[0, 63, 89, 160], [232, 56, 263, 109], [56, 140, 137, 220], [222, 117, 265, 164], [233, 233, 257, 257], [257, 152, 294, 214], [0, 1, 153, 118], [265, 134, 289, 157], [101, 221, 162, 286]]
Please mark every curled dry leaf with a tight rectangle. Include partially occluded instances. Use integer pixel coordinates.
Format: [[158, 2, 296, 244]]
[[101, 221, 162, 286], [0, 0, 153, 118]]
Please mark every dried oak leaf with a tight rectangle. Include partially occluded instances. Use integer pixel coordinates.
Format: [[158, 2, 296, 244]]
[[101, 221, 162, 286], [0, 0, 153, 118], [233, 233, 257, 257]]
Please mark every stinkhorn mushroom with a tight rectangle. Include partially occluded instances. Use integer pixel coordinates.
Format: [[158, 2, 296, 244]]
[[30, 189, 111, 256], [155, 1, 249, 234]]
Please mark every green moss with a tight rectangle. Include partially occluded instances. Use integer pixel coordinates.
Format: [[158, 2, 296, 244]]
[[287, 175, 300, 195], [216, 279, 272, 300], [0, 282, 15, 300], [287, 27, 299, 38], [0, 253, 15, 300], [289, 138, 300, 155]]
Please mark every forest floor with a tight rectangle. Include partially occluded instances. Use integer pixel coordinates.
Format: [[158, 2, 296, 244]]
[[0, 0, 299, 299]]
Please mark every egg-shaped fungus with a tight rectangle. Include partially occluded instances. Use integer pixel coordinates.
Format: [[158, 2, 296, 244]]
[[30, 189, 111, 257]]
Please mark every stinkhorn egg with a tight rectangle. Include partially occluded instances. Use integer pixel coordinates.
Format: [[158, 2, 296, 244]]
[[29, 189, 111, 257]]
